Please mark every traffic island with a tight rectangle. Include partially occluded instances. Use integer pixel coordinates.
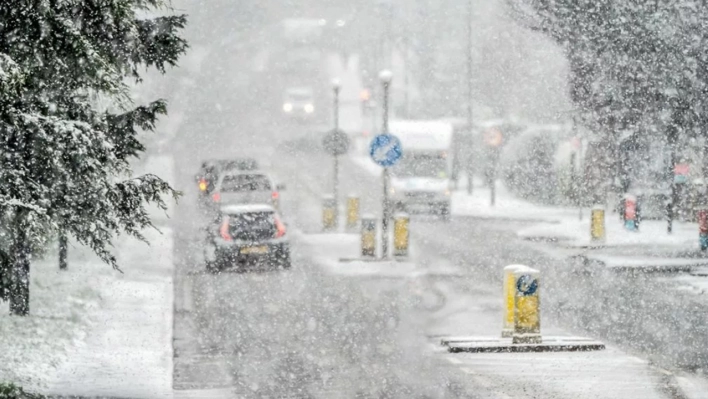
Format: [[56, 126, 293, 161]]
[[440, 264, 605, 354], [442, 336, 605, 353], [338, 214, 412, 263]]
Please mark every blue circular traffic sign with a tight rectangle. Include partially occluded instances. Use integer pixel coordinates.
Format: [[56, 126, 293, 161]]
[[369, 133, 403, 167], [516, 275, 538, 296]]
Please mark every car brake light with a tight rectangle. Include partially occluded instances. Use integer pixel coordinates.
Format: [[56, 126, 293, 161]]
[[220, 218, 232, 241], [198, 179, 208, 192], [212, 192, 221, 202], [275, 215, 286, 238], [272, 191, 279, 200]]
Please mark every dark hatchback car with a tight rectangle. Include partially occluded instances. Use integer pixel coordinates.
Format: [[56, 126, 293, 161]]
[[203, 204, 290, 272]]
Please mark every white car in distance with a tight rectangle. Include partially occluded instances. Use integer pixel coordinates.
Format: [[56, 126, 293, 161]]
[[282, 87, 315, 120]]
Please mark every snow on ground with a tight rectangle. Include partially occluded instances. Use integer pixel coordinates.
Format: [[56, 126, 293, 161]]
[[0, 227, 174, 398], [298, 218, 681, 398], [43, 228, 174, 398], [0, 247, 101, 390], [0, 155, 176, 397], [518, 216, 699, 248], [452, 180, 584, 222], [586, 255, 708, 271], [675, 372, 708, 398]]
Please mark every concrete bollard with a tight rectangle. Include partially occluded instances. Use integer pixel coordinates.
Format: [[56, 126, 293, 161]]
[[361, 216, 376, 258], [346, 195, 360, 231], [590, 206, 605, 242], [699, 208, 708, 251], [393, 213, 410, 258], [322, 195, 337, 231], [513, 267, 541, 344], [502, 265, 528, 338]]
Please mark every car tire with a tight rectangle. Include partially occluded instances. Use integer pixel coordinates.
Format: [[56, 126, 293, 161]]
[[273, 247, 291, 269], [206, 260, 221, 274]]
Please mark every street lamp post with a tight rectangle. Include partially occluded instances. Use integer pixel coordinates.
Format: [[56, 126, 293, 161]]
[[332, 79, 341, 228], [379, 69, 393, 259], [466, 0, 474, 195]]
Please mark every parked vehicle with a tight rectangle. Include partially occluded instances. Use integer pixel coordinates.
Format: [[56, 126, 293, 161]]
[[388, 120, 453, 219]]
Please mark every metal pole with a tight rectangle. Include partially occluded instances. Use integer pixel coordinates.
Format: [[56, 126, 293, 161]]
[[333, 86, 340, 227], [381, 80, 390, 259], [466, 0, 474, 195], [383, 81, 390, 133], [667, 123, 678, 234]]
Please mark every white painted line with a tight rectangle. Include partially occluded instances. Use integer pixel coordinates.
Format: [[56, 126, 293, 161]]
[[447, 357, 462, 365]]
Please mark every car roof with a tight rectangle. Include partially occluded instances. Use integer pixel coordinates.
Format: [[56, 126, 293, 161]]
[[203, 158, 259, 169], [220, 170, 271, 179], [220, 204, 275, 214]]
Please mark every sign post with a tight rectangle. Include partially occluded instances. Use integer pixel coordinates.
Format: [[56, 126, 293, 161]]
[[484, 127, 504, 206], [321, 79, 347, 230], [369, 133, 402, 259], [323, 127, 350, 230]]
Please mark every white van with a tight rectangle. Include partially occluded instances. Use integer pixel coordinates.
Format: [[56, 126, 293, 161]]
[[388, 120, 453, 218]]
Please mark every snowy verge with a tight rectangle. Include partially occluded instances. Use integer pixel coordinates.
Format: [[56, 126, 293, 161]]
[[585, 254, 708, 271], [0, 154, 176, 396], [518, 217, 698, 248], [0, 246, 101, 390], [0, 227, 174, 398], [451, 180, 584, 222], [43, 227, 174, 398]]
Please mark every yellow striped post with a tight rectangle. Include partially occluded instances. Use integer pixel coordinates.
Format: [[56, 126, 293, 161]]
[[361, 217, 376, 257], [513, 267, 541, 344], [502, 265, 527, 338], [346, 195, 360, 231], [322, 195, 336, 231], [591, 206, 605, 242], [393, 213, 410, 257]]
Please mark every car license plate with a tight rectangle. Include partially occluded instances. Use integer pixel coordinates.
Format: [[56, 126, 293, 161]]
[[240, 246, 268, 255]]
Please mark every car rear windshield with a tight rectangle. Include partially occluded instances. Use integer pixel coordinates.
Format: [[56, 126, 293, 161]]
[[221, 174, 271, 192], [227, 211, 276, 239]]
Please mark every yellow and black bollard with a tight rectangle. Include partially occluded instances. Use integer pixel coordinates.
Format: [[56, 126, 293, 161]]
[[346, 195, 360, 231], [322, 195, 337, 231], [393, 213, 410, 258], [513, 267, 541, 344], [590, 205, 605, 242], [502, 265, 528, 338], [361, 217, 376, 258]]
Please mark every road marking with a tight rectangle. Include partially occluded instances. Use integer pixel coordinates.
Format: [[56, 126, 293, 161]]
[[447, 357, 462, 364]]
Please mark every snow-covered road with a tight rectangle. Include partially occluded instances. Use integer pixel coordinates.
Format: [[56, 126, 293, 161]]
[[165, 110, 695, 397]]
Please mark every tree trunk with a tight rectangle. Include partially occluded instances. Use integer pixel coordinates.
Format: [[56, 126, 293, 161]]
[[59, 232, 68, 270], [0, 251, 9, 302], [9, 216, 30, 316]]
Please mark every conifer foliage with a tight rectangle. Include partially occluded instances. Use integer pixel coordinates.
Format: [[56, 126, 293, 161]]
[[0, 1, 187, 315]]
